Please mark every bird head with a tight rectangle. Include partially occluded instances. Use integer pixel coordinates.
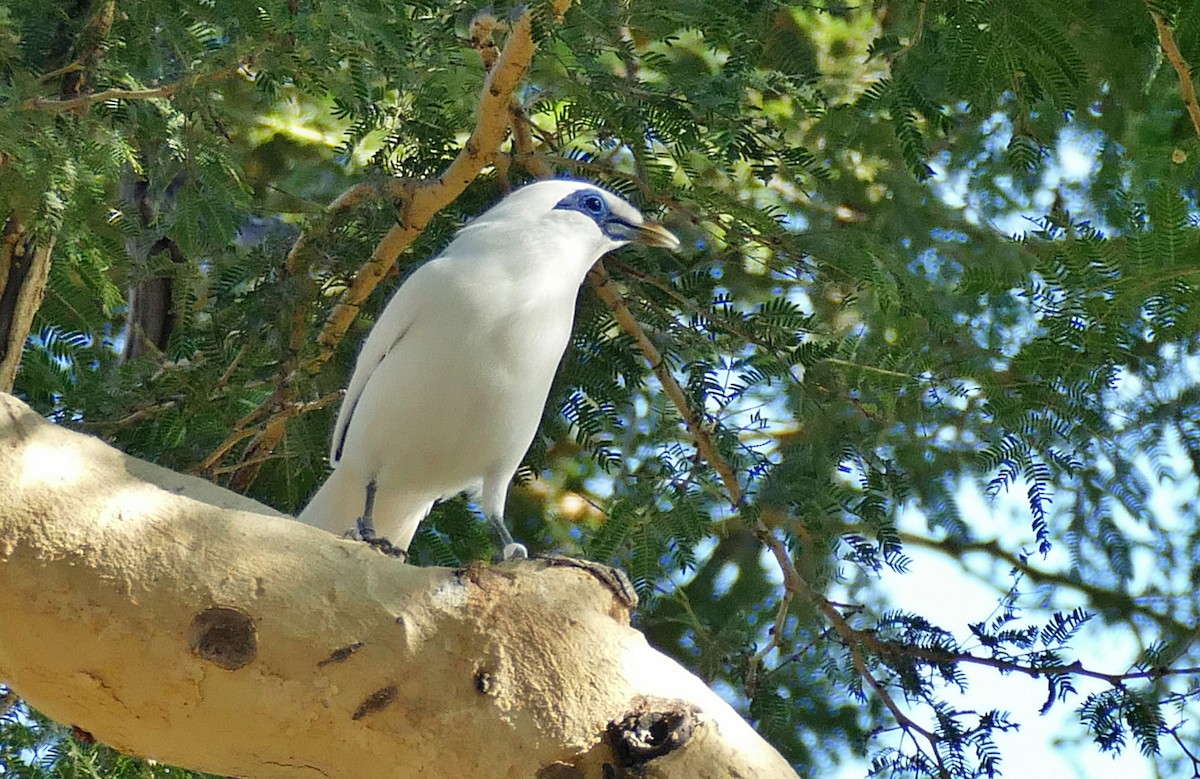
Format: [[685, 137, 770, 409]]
[[469, 179, 680, 256], [550, 184, 680, 250]]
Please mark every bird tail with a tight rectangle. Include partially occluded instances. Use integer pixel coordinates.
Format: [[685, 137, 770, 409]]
[[297, 467, 362, 538]]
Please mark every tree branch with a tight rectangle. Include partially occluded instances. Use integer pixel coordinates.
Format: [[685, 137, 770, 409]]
[[846, 635, 950, 778], [1149, 6, 1200, 140], [896, 531, 1196, 639], [586, 261, 744, 507], [0, 217, 57, 392], [22, 61, 250, 112], [0, 392, 797, 779]]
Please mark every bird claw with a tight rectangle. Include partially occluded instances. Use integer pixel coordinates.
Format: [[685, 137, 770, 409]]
[[346, 518, 409, 561], [500, 542, 529, 561], [538, 554, 638, 610]]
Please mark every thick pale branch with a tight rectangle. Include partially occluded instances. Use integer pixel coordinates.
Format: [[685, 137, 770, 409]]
[[0, 392, 796, 779]]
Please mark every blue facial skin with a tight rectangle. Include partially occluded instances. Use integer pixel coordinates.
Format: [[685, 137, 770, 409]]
[[554, 188, 637, 243]]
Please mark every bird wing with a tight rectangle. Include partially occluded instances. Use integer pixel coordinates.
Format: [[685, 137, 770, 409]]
[[329, 264, 434, 465]]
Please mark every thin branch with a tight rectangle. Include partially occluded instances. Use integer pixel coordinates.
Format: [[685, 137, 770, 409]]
[[214, 340, 251, 392], [823, 357, 913, 380], [745, 590, 793, 697], [22, 61, 250, 111], [846, 636, 950, 778], [510, 105, 554, 178], [587, 261, 744, 507], [1165, 724, 1200, 778], [1149, 6, 1200, 140], [88, 400, 180, 432], [307, 11, 536, 368], [911, 0, 928, 49], [197, 390, 342, 474], [854, 625, 1200, 688], [798, 553, 1200, 693], [896, 531, 1196, 639], [37, 62, 85, 83], [195, 426, 260, 473]]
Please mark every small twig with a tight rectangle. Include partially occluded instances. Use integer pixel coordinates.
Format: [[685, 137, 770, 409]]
[[510, 105, 554, 178], [281, 182, 384, 278], [1149, 6, 1200, 140], [745, 590, 793, 696], [38, 62, 85, 83], [764, 629, 831, 683], [213, 340, 251, 392], [195, 390, 342, 475], [87, 400, 178, 431], [194, 426, 260, 473], [911, 0, 928, 48], [210, 453, 277, 476], [822, 357, 913, 380], [1165, 724, 1200, 778], [22, 60, 250, 111]]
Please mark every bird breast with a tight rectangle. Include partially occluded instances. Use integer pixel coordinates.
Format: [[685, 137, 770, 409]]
[[338, 260, 577, 496]]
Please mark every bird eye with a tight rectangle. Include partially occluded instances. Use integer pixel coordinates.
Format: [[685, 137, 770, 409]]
[[582, 194, 604, 214]]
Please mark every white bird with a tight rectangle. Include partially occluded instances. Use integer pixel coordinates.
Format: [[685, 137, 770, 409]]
[[299, 179, 679, 559]]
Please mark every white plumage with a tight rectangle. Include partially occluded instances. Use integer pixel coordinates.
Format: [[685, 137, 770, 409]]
[[298, 179, 678, 559]]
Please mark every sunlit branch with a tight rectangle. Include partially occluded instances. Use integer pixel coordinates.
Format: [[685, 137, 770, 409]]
[[195, 390, 342, 474], [1149, 7, 1200, 140]]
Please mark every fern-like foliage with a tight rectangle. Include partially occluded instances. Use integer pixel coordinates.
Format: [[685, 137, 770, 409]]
[[3, 0, 1200, 777]]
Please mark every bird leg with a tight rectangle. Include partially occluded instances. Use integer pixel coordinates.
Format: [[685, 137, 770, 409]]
[[358, 477, 378, 536], [488, 514, 528, 561], [351, 478, 408, 561]]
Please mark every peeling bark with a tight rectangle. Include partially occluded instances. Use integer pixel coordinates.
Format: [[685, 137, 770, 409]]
[[0, 393, 798, 779]]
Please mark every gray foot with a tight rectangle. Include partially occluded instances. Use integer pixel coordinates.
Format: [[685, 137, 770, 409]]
[[346, 517, 408, 561]]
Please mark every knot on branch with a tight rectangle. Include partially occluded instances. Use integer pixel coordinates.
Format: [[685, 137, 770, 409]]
[[189, 606, 257, 670], [352, 685, 398, 720], [606, 697, 697, 767]]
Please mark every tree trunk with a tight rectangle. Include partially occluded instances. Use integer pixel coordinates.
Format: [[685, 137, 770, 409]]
[[0, 218, 56, 392], [0, 392, 798, 779]]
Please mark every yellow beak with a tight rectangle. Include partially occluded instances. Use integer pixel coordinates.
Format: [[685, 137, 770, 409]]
[[632, 221, 681, 250]]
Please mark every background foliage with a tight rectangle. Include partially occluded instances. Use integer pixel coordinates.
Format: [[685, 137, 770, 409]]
[[2, 0, 1200, 776]]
